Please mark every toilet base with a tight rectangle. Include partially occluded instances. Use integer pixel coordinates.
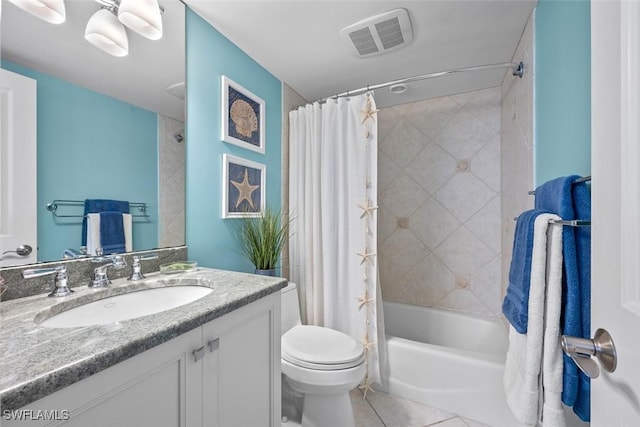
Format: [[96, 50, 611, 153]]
[[301, 391, 356, 427]]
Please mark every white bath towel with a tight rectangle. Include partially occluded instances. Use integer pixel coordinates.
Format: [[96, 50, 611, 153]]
[[86, 213, 133, 255], [123, 213, 133, 252], [540, 218, 565, 427], [503, 213, 565, 427], [86, 213, 102, 256]]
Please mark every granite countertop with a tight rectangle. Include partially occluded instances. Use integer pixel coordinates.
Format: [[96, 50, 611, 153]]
[[0, 267, 287, 411]]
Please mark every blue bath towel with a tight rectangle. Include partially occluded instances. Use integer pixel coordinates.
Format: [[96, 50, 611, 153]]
[[502, 209, 551, 334], [534, 175, 591, 422], [99, 212, 126, 254], [82, 199, 130, 246]]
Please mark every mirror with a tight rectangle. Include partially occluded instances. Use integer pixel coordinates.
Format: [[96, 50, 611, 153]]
[[1, 0, 186, 265]]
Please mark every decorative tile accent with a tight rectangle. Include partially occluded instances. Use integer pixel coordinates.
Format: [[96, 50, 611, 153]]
[[456, 276, 470, 289], [456, 159, 471, 172], [397, 217, 410, 229]]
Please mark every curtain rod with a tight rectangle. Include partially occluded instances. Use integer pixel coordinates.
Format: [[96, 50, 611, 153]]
[[314, 61, 524, 103]]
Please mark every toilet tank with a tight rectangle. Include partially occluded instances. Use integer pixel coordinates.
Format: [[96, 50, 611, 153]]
[[281, 282, 302, 334]]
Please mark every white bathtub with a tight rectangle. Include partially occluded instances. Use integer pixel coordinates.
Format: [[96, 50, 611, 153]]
[[380, 301, 525, 427]]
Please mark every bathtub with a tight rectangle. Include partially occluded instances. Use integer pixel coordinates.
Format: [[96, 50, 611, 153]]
[[380, 301, 525, 427]]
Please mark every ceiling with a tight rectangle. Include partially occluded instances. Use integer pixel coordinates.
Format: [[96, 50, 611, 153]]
[[184, 0, 537, 107], [1, 0, 537, 115], [1, 0, 186, 121]]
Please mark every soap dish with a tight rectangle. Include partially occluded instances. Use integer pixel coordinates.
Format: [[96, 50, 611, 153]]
[[159, 261, 198, 274]]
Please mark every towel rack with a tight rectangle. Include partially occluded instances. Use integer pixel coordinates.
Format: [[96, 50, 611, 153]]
[[550, 219, 591, 227], [528, 176, 591, 196], [46, 199, 148, 218], [512, 217, 591, 227]]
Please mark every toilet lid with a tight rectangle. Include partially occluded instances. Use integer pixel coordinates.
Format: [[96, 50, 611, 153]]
[[282, 325, 365, 370]]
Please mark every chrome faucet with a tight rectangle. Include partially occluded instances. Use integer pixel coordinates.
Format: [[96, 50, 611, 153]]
[[91, 254, 127, 288], [22, 265, 73, 297], [128, 253, 158, 281]]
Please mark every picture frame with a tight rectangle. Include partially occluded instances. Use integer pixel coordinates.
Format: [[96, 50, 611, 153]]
[[221, 75, 266, 154], [222, 154, 266, 218]]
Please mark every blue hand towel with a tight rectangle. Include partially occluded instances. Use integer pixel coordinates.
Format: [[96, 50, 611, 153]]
[[571, 180, 592, 422], [82, 199, 130, 246], [502, 209, 551, 333], [99, 212, 126, 254], [534, 175, 591, 422]]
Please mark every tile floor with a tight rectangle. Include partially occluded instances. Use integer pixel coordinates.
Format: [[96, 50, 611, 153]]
[[350, 389, 493, 427]]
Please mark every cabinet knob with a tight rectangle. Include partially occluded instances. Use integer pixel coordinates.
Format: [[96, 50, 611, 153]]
[[192, 346, 205, 362], [208, 338, 219, 352]]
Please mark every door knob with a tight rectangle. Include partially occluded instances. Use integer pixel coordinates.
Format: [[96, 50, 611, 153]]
[[561, 328, 617, 379], [1, 244, 32, 256]]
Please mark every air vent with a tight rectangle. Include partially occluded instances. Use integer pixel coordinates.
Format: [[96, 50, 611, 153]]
[[340, 8, 413, 58]]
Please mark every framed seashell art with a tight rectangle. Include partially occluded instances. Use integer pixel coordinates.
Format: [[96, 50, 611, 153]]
[[221, 76, 265, 154], [221, 154, 266, 218]]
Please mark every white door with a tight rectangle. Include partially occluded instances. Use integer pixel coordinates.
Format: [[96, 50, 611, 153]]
[[0, 68, 37, 266], [591, 0, 640, 425]]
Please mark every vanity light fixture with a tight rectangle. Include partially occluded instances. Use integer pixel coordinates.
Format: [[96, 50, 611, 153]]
[[7, 0, 66, 24], [118, 0, 163, 41], [85, 0, 164, 57], [85, 6, 129, 58]]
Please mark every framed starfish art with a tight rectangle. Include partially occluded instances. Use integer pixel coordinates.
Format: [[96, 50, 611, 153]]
[[221, 75, 265, 154], [222, 154, 266, 218]]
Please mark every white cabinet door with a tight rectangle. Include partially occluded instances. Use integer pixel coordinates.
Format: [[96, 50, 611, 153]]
[[0, 69, 37, 266], [202, 292, 281, 427], [3, 328, 202, 427], [591, 1, 640, 424]]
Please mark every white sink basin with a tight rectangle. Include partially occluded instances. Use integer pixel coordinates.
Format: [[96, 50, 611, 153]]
[[40, 286, 213, 328]]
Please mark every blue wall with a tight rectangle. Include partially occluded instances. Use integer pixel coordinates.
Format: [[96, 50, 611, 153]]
[[535, 0, 591, 185], [185, 8, 282, 272], [2, 62, 159, 262]]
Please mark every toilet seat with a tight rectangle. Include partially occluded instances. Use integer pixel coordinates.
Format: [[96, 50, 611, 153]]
[[282, 325, 365, 371]]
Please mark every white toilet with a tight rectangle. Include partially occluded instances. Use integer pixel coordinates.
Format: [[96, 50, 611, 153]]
[[281, 282, 366, 427]]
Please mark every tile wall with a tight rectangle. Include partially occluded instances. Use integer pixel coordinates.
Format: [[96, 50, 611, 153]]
[[500, 11, 535, 302], [158, 115, 186, 247], [378, 6, 535, 320], [378, 87, 502, 317]]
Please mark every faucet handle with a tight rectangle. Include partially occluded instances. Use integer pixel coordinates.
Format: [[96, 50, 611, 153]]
[[22, 265, 73, 297], [128, 253, 158, 281]]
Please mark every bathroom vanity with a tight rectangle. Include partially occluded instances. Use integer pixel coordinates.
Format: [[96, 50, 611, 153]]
[[0, 268, 285, 426]]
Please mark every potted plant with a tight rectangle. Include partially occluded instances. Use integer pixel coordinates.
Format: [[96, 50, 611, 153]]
[[237, 206, 290, 276]]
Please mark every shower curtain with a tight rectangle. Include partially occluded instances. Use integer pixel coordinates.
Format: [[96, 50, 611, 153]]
[[288, 93, 383, 389]]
